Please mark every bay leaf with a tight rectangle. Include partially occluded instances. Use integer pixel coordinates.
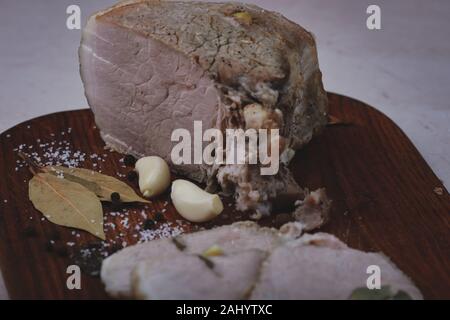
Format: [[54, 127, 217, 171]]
[[46, 167, 101, 195], [47, 166, 149, 203], [29, 173, 105, 240]]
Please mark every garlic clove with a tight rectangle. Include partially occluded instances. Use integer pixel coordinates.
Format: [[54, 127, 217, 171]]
[[135, 156, 171, 198], [171, 179, 223, 222]]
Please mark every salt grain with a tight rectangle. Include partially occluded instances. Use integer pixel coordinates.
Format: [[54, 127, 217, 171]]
[[122, 217, 129, 229], [138, 222, 184, 243]]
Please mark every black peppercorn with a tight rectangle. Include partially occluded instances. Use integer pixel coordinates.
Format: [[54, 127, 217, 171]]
[[154, 212, 164, 222], [123, 154, 137, 166], [127, 170, 138, 182], [143, 219, 155, 230], [70, 244, 105, 277], [111, 192, 121, 204]]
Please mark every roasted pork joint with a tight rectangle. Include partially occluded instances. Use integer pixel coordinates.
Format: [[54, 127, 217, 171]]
[[80, 0, 328, 217]]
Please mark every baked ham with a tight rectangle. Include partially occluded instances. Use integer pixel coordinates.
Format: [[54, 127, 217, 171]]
[[80, 0, 328, 216]]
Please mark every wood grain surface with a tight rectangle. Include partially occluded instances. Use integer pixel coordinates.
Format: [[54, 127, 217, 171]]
[[0, 93, 448, 299]]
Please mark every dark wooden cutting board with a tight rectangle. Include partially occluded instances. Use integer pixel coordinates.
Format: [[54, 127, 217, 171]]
[[0, 93, 448, 299]]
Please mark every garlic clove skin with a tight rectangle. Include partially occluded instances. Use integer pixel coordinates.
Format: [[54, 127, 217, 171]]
[[171, 179, 223, 223], [135, 156, 171, 198]]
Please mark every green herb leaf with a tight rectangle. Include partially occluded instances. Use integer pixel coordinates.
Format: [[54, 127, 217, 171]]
[[172, 237, 186, 251], [349, 286, 393, 300], [197, 254, 215, 270], [349, 285, 413, 300], [392, 290, 413, 300]]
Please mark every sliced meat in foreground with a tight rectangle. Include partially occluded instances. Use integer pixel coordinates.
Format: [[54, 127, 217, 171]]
[[250, 233, 423, 300], [100, 221, 286, 297], [132, 249, 266, 300], [101, 222, 422, 299]]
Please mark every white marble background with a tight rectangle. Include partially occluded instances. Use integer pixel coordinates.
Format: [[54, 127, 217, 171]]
[[0, 0, 448, 299]]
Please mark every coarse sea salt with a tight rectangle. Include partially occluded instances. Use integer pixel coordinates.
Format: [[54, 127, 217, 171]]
[[63, 215, 190, 266], [104, 222, 116, 230], [138, 222, 185, 243], [121, 217, 129, 229], [12, 128, 126, 176], [12, 128, 191, 263]]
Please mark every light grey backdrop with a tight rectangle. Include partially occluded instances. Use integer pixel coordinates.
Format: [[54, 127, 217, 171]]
[[0, 0, 449, 299]]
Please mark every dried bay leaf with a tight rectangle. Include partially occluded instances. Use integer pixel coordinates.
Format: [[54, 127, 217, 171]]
[[349, 286, 392, 300], [47, 166, 149, 203], [29, 173, 105, 240], [47, 168, 102, 195]]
